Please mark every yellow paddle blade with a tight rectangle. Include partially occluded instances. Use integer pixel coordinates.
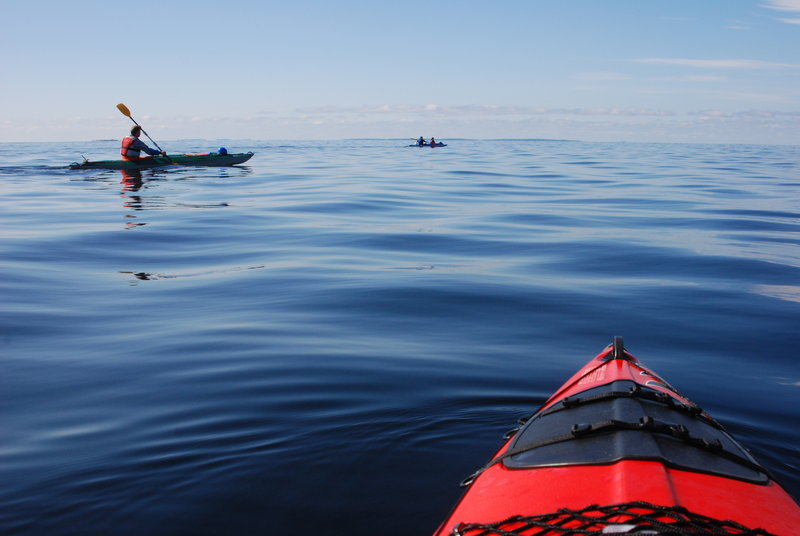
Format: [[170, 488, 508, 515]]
[[116, 103, 131, 117]]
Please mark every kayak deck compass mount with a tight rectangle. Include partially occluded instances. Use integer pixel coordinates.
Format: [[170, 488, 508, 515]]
[[609, 335, 631, 361]]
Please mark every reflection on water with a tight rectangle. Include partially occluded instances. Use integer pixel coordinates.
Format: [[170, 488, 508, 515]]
[[120, 169, 147, 228], [114, 166, 246, 229], [120, 169, 144, 192], [0, 139, 798, 536], [119, 271, 154, 281]]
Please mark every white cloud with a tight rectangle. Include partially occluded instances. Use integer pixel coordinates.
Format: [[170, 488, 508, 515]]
[[761, 0, 800, 12], [761, 1, 800, 23], [640, 87, 787, 103], [549, 108, 675, 117], [296, 104, 449, 115], [632, 58, 800, 69], [651, 75, 728, 82], [294, 104, 674, 118], [576, 72, 632, 81]]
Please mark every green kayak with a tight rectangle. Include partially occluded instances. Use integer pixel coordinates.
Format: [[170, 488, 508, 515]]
[[69, 152, 254, 170]]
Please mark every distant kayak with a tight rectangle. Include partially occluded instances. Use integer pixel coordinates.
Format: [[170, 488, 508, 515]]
[[433, 337, 800, 536], [408, 142, 447, 147], [69, 152, 254, 170]]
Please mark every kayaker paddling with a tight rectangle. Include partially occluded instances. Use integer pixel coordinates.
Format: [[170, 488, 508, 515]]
[[407, 138, 447, 147], [120, 125, 166, 161], [68, 103, 255, 169]]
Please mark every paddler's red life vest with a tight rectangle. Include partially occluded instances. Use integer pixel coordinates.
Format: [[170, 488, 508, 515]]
[[120, 136, 140, 161]]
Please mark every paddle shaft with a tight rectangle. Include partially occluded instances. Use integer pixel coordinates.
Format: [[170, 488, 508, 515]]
[[127, 118, 165, 153]]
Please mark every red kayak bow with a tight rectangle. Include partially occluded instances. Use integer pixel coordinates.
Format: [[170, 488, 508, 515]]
[[434, 337, 800, 536]]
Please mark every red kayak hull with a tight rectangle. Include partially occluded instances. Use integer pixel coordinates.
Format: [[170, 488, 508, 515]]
[[434, 339, 800, 536]]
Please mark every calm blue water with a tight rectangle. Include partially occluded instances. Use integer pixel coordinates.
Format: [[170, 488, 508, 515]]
[[1, 139, 798, 535]]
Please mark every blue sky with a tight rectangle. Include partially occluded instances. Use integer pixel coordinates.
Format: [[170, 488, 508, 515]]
[[2, 0, 799, 144]]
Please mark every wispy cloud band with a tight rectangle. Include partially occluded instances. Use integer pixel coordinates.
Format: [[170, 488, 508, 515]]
[[761, 0, 800, 12], [632, 58, 800, 69], [761, 1, 800, 24], [295, 104, 675, 118]]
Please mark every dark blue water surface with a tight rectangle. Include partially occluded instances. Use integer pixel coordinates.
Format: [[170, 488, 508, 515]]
[[1, 139, 798, 535]]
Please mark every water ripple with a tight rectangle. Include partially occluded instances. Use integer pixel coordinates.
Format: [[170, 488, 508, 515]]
[[1, 139, 799, 535]]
